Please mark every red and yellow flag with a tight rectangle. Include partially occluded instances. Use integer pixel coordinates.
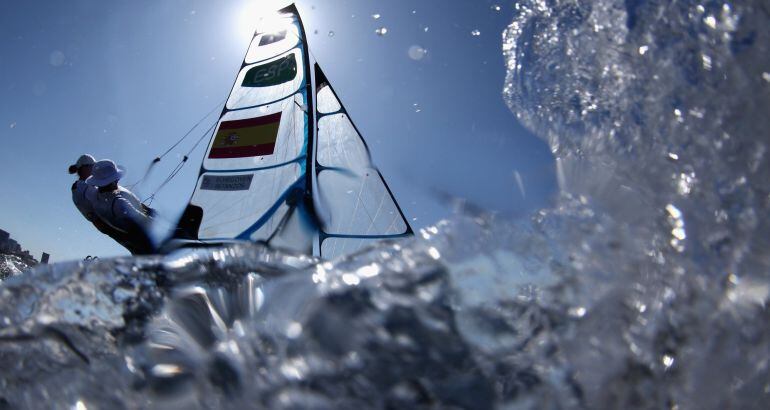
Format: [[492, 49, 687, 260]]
[[208, 112, 282, 159]]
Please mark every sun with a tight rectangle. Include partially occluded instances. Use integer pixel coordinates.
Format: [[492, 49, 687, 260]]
[[235, 0, 293, 40]]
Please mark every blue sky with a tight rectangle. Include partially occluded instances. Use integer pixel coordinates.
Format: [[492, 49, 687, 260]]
[[0, 0, 555, 261]]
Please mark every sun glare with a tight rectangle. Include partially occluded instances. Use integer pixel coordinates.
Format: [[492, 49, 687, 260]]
[[235, 0, 293, 40]]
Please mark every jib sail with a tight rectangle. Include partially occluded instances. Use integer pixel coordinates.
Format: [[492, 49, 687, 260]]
[[313, 65, 412, 259]]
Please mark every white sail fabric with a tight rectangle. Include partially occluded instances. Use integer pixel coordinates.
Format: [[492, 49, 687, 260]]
[[321, 237, 382, 259], [317, 168, 407, 236], [316, 85, 341, 114], [227, 48, 305, 110], [204, 94, 306, 171], [316, 114, 369, 168], [191, 164, 301, 240], [245, 19, 300, 64], [176, 5, 312, 250], [175, 7, 410, 258], [314, 66, 412, 259]]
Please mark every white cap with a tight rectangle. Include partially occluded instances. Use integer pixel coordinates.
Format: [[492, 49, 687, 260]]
[[85, 159, 125, 187], [68, 154, 96, 174]]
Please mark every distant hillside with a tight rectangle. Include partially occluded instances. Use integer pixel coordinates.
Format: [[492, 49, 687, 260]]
[[0, 253, 35, 281]]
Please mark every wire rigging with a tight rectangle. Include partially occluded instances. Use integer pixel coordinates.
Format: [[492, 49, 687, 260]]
[[143, 119, 218, 205], [156, 99, 226, 161], [126, 98, 226, 190]]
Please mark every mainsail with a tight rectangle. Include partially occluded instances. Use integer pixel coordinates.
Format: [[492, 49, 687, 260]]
[[174, 4, 412, 259]]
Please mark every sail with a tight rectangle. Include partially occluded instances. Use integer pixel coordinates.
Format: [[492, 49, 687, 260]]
[[175, 4, 315, 253], [173, 5, 412, 258], [313, 65, 413, 259]]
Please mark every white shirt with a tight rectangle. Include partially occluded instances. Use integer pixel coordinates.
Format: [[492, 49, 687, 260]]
[[93, 186, 151, 232], [71, 180, 97, 221]]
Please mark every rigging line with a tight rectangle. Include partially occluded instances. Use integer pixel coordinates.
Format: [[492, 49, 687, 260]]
[[381, 212, 402, 236], [127, 98, 226, 190], [143, 160, 186, 203], [332, 175, 367, 257], [362, 187, 388, 236], [142, 120, 218, 203], [157, 98, 227, 161]]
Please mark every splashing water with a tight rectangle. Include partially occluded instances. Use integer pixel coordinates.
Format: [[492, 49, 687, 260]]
[[0, 254, 32, 281], [1, 1, 770, 409], [500, 0, 770, 407]]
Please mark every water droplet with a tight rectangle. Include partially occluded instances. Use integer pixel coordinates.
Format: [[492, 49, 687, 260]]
[[328, 31, 335, 37], [666, 204, 682, 219], [471, 29, 481, 36], [701, 54, 712, 71], [688, 108, 704, 119], [371, 13, 381, 20], [491, 4, 501, 12], [665, 204, 687, 252], [568, 306, 586, 318], [286, 322, 303, 338], [49, 50, 65, 67], [408, 45, 427, 60], [676, 172, 695, 195], [342, 273, 360, 286], [375, 27, 388, 36]]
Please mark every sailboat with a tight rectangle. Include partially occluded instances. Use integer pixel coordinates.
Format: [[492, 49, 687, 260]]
[[172, 4, 412, 259]]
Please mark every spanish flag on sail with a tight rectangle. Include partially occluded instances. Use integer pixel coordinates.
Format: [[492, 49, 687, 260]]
[[208, 112, 282, 159]]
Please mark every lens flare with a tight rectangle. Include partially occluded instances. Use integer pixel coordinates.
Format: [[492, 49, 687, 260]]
[[235, 0, 293, 40]]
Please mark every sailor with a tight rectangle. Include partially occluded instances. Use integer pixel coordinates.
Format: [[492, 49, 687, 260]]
[[69, 154, 98, 221], [85, 159, 156, 255]]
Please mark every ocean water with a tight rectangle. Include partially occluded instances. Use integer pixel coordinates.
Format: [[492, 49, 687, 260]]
[[0, 255, 31, 281], [1, 0, 769, 408]]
